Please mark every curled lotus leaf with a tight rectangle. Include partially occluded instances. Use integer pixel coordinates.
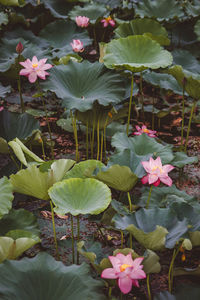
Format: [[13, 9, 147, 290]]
[[133, 0, 184, 21], [69, 3, 107, 24], [0, 176, 14, 219], [114, 18, 170, 46], [103, 35, 173, 73], [0, 252, 106, 300], [48, 178, 112, 216], [42, 61, 125, 112]]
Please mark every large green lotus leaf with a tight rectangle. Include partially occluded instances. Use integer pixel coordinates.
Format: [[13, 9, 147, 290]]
[[111, 132, 174, 164], [92, 164, 138, 192], [172, 49, 200, 75], [165, 65, 200, 99], [39, 20, 91, 59], [0, 236, 39, 263], [143, 71, 184, 95], [0, 82, 11, 97], [0, 177, 14, 219], [42, 0, 74, 19], [63, 160, 105, 180], [133, 0, 184, 21], [48, 178, 111, 216], [0, 0, 25, 6], [69, 3, 107, 24], [0, 110, 40, 142], [0, 252, 106, 300], [143, 249, 161, 274], [194, 20, 200, 41], [139, 185, 197, 208], [171, 151, 198, 168], [113, 208, 188, 250], [103, 35, 173, 72], [42, 61, 125, 111], [10, 165, 50, 200], [114, 18, 169, 46], [0, 208, 39, 237], [8, 137, 44, 167]]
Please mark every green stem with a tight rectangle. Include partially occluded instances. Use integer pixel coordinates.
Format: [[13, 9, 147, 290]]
[[40, 138, 46, 160], [152, 97, 155, 130], [147, 274, 151, 300], [71, 215, 75, 264], [120, 230, 123, 249], [97, 224, 107, 245], [127, 191, 132, 212], [146, 185, 153, 209], [168, 247, 180, 293], [96, 118, 100, 160], [126, 74, 134, 136], [73, 114, 79, 162], [184, 100, 197, 152], [91, 118, 95, 159], [140, 72, 145, 121], [100, 130, 103, 162], [77, 215, 80, 265], [103, 117, 108, 161], [181, 87, 185, 148], [86, 120, 89, 159], [17, 55, 25, 113], [108, 287, 112, 298], [50, 200, 59, 259], [129, 233, 133, 249]]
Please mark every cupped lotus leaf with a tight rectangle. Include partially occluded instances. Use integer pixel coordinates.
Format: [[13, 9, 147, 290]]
[[143, 71, 184, 95], [114, 18, 169, 46], [133, 0, 184, 21], [0, 252, 106, 300], [113, 208, 188, 250], [42, 61, 125, 112], [63, 160, 105, 180], [166, 65, 200, 99], [48, 178, 111, 216], [111, 132, 173, 162], [0, 111, 40, 142], [10, 159, 75, 200], [39, 20, 91, 59], [10, 165, 50, 200], [194, 20, 200, 41], [0, 177, 14, 219], [0, 208, 39, 237], [139, 185, 196, 208], [92, 164, 138, 192], [69, 3, 107, 24], [171, 151, 198, 168], [0, 82, 11, 97], [143, 249, 161, 274], [0, 137, 9, 154], [103, 35, 173, 73], [8, 137, 44, 166], [172, 49, 200, 75]]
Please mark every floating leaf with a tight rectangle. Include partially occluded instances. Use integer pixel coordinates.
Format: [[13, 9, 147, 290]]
[[103, 35, 172, 73], [49, 178, 111, 216], [0, 252, 106, 300]]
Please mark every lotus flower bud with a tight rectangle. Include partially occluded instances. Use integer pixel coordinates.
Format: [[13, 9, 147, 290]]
[[16, 42, 24, 54]]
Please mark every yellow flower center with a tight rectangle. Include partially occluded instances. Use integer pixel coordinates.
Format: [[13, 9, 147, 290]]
[[120, 264, 131, 272], [106, 16, 112, 22], [152, 166, 163, 173], [108, 112, 113, 118], [143, 128, 149, 133], [32, 63, 38, 68]]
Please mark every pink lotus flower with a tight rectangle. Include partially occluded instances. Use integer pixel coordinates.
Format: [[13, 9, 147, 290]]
[[133, 125, 157, 138], [19, 56, 52, 83], [141, 157, 174, 187], [101, 16, 115, 28], [75, 16, 90, 28], [101, 253, 146, 294], [70, 39, 84, 53], [0, 106, 4, 112]]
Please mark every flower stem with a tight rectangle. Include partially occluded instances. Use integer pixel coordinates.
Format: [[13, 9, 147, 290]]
[[100, 130, 103, 162], [126, 74, 134, 136], [120, 230, 123, 249], [127, 191, 132, 212], [181, 86, 185, 148], [86, 120, 89, 159], [17, 55, 25, 113], [147, 274, 151, 300], [96, 118, 100, 160], [91, 118, 95, 158], [140, 72, 145, 121], [72, 113, 79, 162], [103, 117, 108, 161], [50, 200, 59, 259], [129, 233, 133, 249], [108, 287, 112, 298], [146, 185, 153, 209], [184, 100, 197, 152], [152, 97, 155, 130], [77, 215, 80, 265], [168, 247, 180, 293], [71, 215, 75, 264]]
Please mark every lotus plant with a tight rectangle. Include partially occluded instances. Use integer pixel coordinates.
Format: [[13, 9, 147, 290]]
[[133, 125, 157, 137], [141, 157, 174, 208], [101, 253, 146, 294], [70, 39, 84, 53], [75, 16, 90, 28]]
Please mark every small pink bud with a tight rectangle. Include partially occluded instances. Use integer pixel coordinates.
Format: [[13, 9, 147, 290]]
[[16, 42, 24, 54]]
